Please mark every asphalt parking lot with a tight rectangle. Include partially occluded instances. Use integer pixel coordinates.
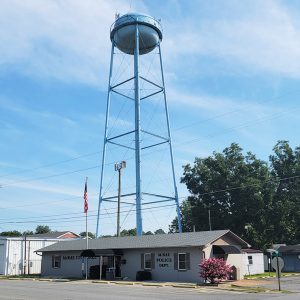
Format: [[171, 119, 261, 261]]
[[0, 277, 299, 300], [257, 275, 300, 293]]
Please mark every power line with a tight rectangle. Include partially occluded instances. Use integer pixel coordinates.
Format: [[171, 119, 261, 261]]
[[1, 96, 297, 190], [0, 165, 101, 187], [1, 173, 298, 223], [179, 106, 299, 146], [178, 174, 300, 199], [0, 151, 101, 179], [1, 90, 297, 181], [0, 201, 132, 221], [0, 98, 298, 220], [173, 90, 299, 132], [0, 203, 176, 225]]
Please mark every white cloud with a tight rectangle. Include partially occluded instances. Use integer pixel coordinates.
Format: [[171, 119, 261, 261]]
[[163, 0, 300, 78], [0, 96, 76, 126], [1, 0, 300, 86], [0, 0, 134, 86], [8, 180, 80, 197], [168, 88, 280, 119]]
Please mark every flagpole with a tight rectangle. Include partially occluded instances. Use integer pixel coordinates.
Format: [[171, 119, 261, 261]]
[[85, 210, 88, 280], [84, 177, 88, 280], [86, 176, 88, 250]]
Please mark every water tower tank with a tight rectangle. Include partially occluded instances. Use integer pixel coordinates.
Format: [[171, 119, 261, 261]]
[[110, 13, 163, 55]]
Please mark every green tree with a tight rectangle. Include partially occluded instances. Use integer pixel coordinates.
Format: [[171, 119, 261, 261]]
[[154, 229, 166, 235], [171, 143, 274, 248], [268, 141, 300, 245], [120, 228, 136, 236], [79, 232, 96, 239], [0, 230, 22, 237], [35, 225, 51, 234], [22, 230, 34, 236], [144, 231, 153, 235]]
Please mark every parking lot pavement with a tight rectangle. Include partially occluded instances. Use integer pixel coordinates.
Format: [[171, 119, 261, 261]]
[[0, 279, 299, 300], [256, 275, 300, 293]]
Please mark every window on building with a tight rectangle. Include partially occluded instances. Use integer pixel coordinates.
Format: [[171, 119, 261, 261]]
[[248, 255, 253, 265], [52, 255, 61, 269], [144, 253, 152, 270], [178, 253, 186, 270]]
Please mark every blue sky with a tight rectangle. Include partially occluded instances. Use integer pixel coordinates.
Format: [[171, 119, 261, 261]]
[[1, 0, 300, 235]]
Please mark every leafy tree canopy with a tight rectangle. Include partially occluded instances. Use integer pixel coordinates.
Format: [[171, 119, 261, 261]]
[[120, 228, 137, 236], [35, 225, 51, 234], [171, 141, 300, 249], [119, 228, 164, 236], [22, 230, 34, 236], [0, 230, 22, 237], [79, 232, 96, 239]]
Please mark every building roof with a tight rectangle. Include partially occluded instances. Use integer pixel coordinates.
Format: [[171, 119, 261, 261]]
[[278, 245, 300, 254], [26, 231, 79, 239], [242, 248, 263, 254], [37, 230, 250, 253]]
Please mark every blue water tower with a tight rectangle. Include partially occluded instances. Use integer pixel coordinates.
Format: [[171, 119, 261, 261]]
[[96, 13, 182, 237]]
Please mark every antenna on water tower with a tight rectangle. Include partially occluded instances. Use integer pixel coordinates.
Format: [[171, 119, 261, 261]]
[[96, 13, 182, 237]]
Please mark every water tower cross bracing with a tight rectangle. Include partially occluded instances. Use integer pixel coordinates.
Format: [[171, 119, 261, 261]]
[[96, 13, 182, 237]]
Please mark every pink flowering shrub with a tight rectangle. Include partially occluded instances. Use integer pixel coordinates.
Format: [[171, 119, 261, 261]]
[[199, 258, 232, 284]]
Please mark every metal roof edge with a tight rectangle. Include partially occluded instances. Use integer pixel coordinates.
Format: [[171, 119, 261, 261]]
[[207, 230, 250, 248], [203, 229, 230, 248], [37, 230, 233, 253]]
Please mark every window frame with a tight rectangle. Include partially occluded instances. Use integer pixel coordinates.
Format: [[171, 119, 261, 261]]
[[144, 253, 152, 270], [178, 253, 187, 271], [52, 255, 61, 269], [248, 255, 253, 265]]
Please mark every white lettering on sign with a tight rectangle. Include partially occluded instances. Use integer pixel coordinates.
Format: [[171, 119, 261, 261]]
[[63, 256, 82, 260], [156, 253, 172, 268], [63, 255, 97, 260]]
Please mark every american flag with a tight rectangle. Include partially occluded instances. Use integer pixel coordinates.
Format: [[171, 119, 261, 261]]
[[83, 180, 88, 213]]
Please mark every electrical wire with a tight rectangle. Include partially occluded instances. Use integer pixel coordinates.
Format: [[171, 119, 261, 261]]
[[0, 203, 176, 225], [0, 151, 101, 179], [172, 90, 299, 132], [0, 173, 298, 224], [1, 83, 298, 181]]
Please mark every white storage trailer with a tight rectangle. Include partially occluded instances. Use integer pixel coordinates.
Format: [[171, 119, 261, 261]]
[[0, 232, 79, 276]]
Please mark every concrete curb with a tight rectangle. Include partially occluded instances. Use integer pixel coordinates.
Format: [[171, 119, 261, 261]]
[[141, 283, 163, 287], [1, 277, 289, 294], [114, 281, 135, 286], [52, 279, 71, 282], [228, 284, 287, 294], [170, 284, 197, 288], [90, 280, 197, 288], [38, 279, 53, 282], [8, 278, 37, 281]]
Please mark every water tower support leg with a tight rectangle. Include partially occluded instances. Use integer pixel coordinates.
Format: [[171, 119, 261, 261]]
[[134, 25, 143, 236], [96, 43, 115, 238], [158, 43, 182, 233]]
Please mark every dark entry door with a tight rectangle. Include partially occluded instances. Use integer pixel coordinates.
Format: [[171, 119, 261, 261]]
[[115, 256, 122, 278]]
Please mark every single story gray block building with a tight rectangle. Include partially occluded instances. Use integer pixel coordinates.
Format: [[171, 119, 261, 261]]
[[37, 230, 251, 282]]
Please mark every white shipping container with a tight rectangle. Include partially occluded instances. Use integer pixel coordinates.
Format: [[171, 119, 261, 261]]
[[0, 234, 79, 276]]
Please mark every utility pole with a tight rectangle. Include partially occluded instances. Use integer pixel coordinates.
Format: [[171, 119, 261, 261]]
[[208, 208, 212, 231], [115, 161, 126, 237]]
